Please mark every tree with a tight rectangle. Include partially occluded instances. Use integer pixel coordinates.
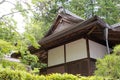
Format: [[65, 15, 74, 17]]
[[0, 0, 41, 70], [0, 16, 18, 57], [0, 0, 40, 55], [96, 0, 120, 24]]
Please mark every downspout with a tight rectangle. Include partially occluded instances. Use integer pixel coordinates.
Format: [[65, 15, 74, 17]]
[[104, 28, 110, 54]]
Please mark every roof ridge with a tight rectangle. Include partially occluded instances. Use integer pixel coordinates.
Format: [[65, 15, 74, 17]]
[[58, 7, 84, 20]]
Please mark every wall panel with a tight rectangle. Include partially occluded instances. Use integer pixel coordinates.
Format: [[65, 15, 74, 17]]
[[89, 40, 107, 59], [48, 45, 64, 67], [66, 39, 87, 62]]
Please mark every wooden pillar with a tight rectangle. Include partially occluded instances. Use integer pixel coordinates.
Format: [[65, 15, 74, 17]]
[[86, 38, 91, 75], [46, 50, 48, 74], [64, 44, 67, 72]]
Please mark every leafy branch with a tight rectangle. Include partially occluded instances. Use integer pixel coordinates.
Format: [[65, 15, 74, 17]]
[[0, 8, 35, 20]]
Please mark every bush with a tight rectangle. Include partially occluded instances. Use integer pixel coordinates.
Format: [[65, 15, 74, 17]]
[[46, 73, 79, 80], [95, 54, 120, 79], [46, 73, 108, 80], [0, 68, 45, 80], [20, 53, 47, 70], [0, 59, 27, 71], [0, 68, 108, 80], [95, 45, 120, 79]]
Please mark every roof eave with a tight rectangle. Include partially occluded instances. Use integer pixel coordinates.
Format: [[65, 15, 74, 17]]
[[39, 16, 108, 46]]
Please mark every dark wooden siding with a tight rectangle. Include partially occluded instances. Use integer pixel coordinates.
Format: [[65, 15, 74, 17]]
[[80, 59, 89, 76], [47, 65, 65, 74], [66, 61, 81, 75], [40, 68, 47, 75], [66, 59, 89, 76], [40, 58, 96, 76], [89, 59, 96, 75]]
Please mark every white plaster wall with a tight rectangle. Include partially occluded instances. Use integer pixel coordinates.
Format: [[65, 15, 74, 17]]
[[66, 39, 87, 62], [48, 45, 64, 67], [89, 40, 107, 59]]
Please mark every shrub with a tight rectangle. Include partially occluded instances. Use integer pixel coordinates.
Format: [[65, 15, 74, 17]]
[[0, 68, 110, 80], [0, 68, 46, 80], [95, 54, 120, 79], [46, 73, 79, 80], [0, 59, 27, 71], [20, 53, 47, 70], [45, 73, 108, 80], [95, 45, 120, 79], [0, 65, 109, 80]]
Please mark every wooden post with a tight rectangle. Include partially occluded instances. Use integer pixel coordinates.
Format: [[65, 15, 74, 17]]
[[86, 38, 91, 75], [64, 44, 67, 73]]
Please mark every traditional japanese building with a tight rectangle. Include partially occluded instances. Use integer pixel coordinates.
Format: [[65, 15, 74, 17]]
[[29, 8, 120, 76]]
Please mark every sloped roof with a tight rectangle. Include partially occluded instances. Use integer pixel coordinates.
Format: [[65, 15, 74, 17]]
[[39, 15, 111, 49], [111, 23, 120, 31], [64, 9, 84, 20], [44, 9, 84, 37]]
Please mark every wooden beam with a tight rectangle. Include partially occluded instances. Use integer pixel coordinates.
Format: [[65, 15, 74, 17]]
[[108, 38, 120, 41], [87, 26, 96, 35]]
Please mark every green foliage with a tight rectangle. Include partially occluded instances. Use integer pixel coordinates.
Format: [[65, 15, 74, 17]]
[[96, 0, 120, 24], [0, 16, 18, 42], [46, 73, 79, 80], [31, 68, 40, 74], [67, 0, 120, 24], [24, 33, 40, 48], [25, 19, 49, 41], [67, 0, 87, 18], [0, 69, 108, 80], [20, 53, 47, 70], [0, 39, 16, 57], [45, 73, 112, 80], [0, 16, 19, 57], [40, 63, 47, 69], [0, 68, 45, 80], [95, 54, 120, 79], [20, 53, 38, 65], [32, 0, 45, 4], [0, 58, 46, 75], [95, 45, 120, 79], [26, 0, 60, 41], [0, 0, 40, 58], [113, 44, 120, 55], [0, 59, 27, 71]]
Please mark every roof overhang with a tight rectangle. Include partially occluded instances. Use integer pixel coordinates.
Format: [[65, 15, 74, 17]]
[[39, 16, 110, 49]]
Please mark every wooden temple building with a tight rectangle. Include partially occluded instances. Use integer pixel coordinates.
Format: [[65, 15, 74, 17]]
[[29, 8, 120, 76]]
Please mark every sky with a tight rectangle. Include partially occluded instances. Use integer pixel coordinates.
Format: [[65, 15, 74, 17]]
[[0, 0, 32, 33]]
